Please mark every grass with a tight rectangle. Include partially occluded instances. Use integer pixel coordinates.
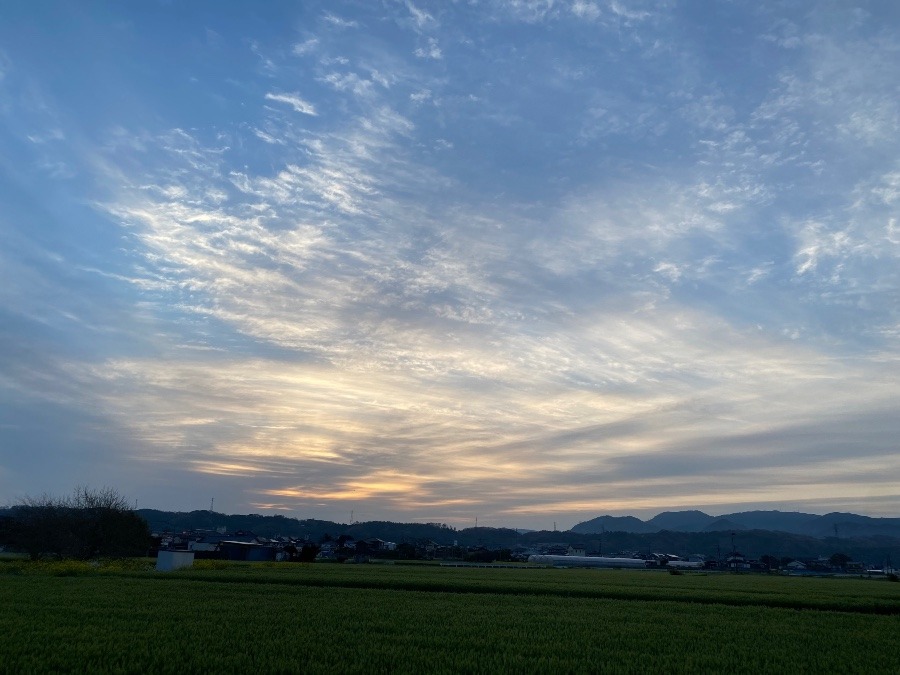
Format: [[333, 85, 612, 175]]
[[1, 560, 899, 673]]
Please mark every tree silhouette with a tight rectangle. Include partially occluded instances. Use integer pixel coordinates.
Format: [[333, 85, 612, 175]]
[[829, 552, 851, 571], [5, 486, 150, 560]]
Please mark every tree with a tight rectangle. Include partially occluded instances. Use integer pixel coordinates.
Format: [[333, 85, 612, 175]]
[[759, 554, 780, 571], [297, 543, 320, 562], [396, 542, 418, 560], [829, 552, 851, 571], [5, 486, 150, 560]]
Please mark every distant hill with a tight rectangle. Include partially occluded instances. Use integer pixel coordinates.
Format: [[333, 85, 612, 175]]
[[566, 515, 652, 534], [135, 509, 516, 547], [647, 510, 715, 532], [723, 510, 819, 532], [571, 510, 900, 539], [136, 507, 900, 543], [703, 518, 745, 532]]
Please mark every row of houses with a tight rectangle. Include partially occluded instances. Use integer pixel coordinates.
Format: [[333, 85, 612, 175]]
[[153, 529, 891, 573], [154, 528, 399, 562]]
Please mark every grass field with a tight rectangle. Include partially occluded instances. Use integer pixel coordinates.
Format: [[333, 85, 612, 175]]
[[2, 560, 899, 673]]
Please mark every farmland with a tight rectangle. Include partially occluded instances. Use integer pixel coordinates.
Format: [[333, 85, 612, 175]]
[[2, 561, 899, 673]]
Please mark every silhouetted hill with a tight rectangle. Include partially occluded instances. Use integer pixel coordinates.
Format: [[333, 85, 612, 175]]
[[515, 529, 899, 566], [136, 507, 900, 548], [812, 512, 900, 537], [571, 509, 900, 539], [646, 510, 714, 532], [703, 518, 745, 532], [725, 510, 819, 532], [137, 509, 516, 547], [568, 515, 651, 534], [137, 509, 342, 540]]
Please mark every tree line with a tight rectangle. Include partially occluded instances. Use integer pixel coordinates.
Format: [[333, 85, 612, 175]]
[[0, 487, 150, 559]]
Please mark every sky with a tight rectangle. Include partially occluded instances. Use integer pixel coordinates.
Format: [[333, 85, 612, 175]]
[[1, 1, 899, 530]]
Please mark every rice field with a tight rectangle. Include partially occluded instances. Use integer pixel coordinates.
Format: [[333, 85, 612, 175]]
[[2, 560, 898, 673]]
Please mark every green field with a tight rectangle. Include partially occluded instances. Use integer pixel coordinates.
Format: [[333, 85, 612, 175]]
[[2, 561, 899, 673]]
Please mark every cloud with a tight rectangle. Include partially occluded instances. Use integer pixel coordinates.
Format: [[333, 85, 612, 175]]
[[607, 1, 650, 22], [264, 92, 318, 116], [319, 72, 375, 98], [249, 40, 278, 75], [414, 38, 442, 60], [292, 38, 319, 56], [405, 2, 437, 29], [252, 128, 283, 145], [322, 12, 358, 29], [570, 1, 600, 20], [26, 129, 65, 144], [493, 0, 558, 23]]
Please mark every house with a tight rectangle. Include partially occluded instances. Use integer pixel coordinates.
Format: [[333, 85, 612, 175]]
[[219, 540, 276, 562], [357, 538, 395, 553], [542, 544, 569, 556], [188, 541, 218, 552], [725, 551, 750, 570]]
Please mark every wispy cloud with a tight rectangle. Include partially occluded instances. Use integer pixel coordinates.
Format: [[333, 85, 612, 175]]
[[322, 12, 358, 29], [607, 0, 650, 22], [414, 38, 442, 60], [292, 38, 319, 56], [493, 0, 558, 23], [405, 1, 437, 30], [570, 1, 601, 21], [264, 92, 318, 116]]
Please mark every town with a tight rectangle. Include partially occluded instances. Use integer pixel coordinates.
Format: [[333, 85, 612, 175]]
[[151, 523, 895, 577]]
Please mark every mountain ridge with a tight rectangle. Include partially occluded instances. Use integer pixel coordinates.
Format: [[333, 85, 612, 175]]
[[571, 510, 900, 538]]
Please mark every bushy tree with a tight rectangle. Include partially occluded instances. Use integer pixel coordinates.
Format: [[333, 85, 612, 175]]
[[5, 486, 150, 560], [759, 554, 780, 570], [297, 543, 320, 562], [829, 552, 851, 570]]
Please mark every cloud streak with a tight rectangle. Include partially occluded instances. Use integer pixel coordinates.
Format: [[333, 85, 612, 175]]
[[264, 92, 318, 116]]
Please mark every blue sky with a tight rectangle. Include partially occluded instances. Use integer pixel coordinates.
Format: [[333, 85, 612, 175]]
[[2, 1, 899, 529]]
